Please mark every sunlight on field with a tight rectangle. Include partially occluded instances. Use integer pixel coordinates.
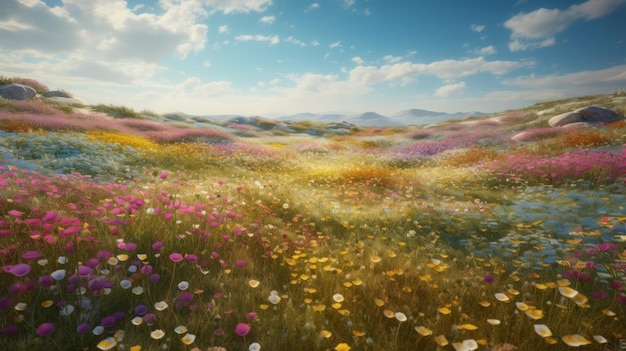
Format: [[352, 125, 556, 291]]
[[1, 93, 626, 351]]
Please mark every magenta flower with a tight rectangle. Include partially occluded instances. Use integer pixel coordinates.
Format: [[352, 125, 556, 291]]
[[42, 211, 58, 222], [235, 323, 251, 336], [160, 171, 169, 179], [152, 241, 163, 250], [8, 210, 23, 217], [2, 325, 18, 336], [36, 322, 54, 337], [246, 312, 257, 319], [592, 291, 609, 299], [484, 274, 495, 284], [185, 254, 198, 262], [169, 253, 184, 262], [22, 251, 42, 260], [178, 292, 194, 303], [235, 260, 247, 268], [8, 263, 31, 277]]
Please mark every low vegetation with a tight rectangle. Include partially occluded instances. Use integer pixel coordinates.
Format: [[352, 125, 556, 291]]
[[1, 83, 626, 351]]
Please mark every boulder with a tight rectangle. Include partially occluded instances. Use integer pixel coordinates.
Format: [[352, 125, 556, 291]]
[[548, 106, 623, 127], [0, 84, 36, 100], [44, 96, 87, 105], [43, 90, 73, 98]]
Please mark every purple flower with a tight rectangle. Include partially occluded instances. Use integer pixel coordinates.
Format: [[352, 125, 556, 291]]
[[76, 323, 90, 334], [246, 312, 257, 319], [235, 323, 251, 337], [150, 274, 160, 283], [135, 304, 148, 316], [143, 313, 155, 325], [2, 325, 18, 336], [36, 322, 54, 337], [178, 292, 194, 303], [140, 265, 153, 275], [0, 297, 14, 311], [101, 316, 116, 328], [38, 275, 53, 287], [8, 263, 31, 277], [235, 260, 247, 268], [484, 274, 495, 284]]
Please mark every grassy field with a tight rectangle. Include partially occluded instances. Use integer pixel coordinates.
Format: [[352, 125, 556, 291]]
[[1, 85, 626, 351]]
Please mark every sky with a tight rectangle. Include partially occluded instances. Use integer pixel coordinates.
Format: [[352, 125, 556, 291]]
[[1, 0, 625, 117]]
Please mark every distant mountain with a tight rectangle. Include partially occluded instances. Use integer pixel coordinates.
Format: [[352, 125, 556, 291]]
[[277, 112, 346, 123], [391, 109, 487, 125], [345, 112, 403, 127]]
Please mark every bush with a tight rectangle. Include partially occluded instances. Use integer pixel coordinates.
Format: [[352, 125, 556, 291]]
[[92, 104, 145, 119], [11, 77, 49, 94]]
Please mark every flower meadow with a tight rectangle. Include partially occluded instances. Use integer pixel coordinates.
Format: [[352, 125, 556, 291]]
[[1, 88, 626, 351]]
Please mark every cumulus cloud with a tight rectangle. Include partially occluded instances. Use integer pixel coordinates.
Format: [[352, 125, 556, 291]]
[[435, 82, 466, 97], [285, 36, 306, 47], [203, 0, 273, 14], [305, 3, 320, 12], [235, 34, 280, 45], [329, 41, 341, 48], [259, 15, 275, 24], [0, 0, 208, 84], [504, 0, 625, 51], [470, 24, 485, 32], [474, 45, 497, 55], [349, 57, 533, 85], [505, 64, 626, 89], [352, 56, 365, 65], [218, 24, 229, 33]]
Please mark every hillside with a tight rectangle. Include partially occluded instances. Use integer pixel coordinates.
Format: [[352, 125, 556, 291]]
[[1, 79, 626, 351]]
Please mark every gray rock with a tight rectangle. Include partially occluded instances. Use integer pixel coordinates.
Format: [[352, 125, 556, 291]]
[[45, 96, 87, 105], [43, 90, 73, 98], [0, 84, 36, 100], [548, 106, 623, 127]]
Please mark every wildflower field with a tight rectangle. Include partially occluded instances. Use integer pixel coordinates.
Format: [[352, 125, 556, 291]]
[[1, 85, 626, 350]]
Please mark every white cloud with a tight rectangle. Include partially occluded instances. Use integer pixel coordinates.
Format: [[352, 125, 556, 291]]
[[505, 64, 626, 89], [218, 24, 229, 33], [235, 34, 280, 45], [352, 56, 365, 65], [259, 15, 275, 24], [329, 41, 341, 48], [0, 0, 208, 84], [305, 3, 320, 12], [474, 45, 497, 55], [470, 24, 485, 32], [435, 82, 466, 97], [202, 0, 274, 14], [383, 55, 403, 64], [285, 36, 306, 47], [310, 40, 320, 46], [349, 57, 534, 85], [504, 0, 625, 51], [339, 0, 356, 8]]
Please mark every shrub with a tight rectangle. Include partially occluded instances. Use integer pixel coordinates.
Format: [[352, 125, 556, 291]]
[[556, 129, 611, 147], [0, 119, 34, 133], [92, 104, 144, 119], [438, 147, 500, 167], [11, 77, 49, 94]]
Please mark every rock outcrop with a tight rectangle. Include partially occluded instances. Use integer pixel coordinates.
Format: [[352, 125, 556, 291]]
[[548, 106, 623, 127], [0, 84, 37, 100]]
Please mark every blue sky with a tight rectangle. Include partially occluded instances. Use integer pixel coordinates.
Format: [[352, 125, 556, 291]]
[[1, 0, 625, 116]]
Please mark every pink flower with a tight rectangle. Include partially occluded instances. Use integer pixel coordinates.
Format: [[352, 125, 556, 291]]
[[160, 171, 169, 180], [235, 323, 251, 336], [169, 253, 184, 263], [8, 263, 31, 277]]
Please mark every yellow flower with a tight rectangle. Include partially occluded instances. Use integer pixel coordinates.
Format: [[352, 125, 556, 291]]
[[334, 343, 351, 351]]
